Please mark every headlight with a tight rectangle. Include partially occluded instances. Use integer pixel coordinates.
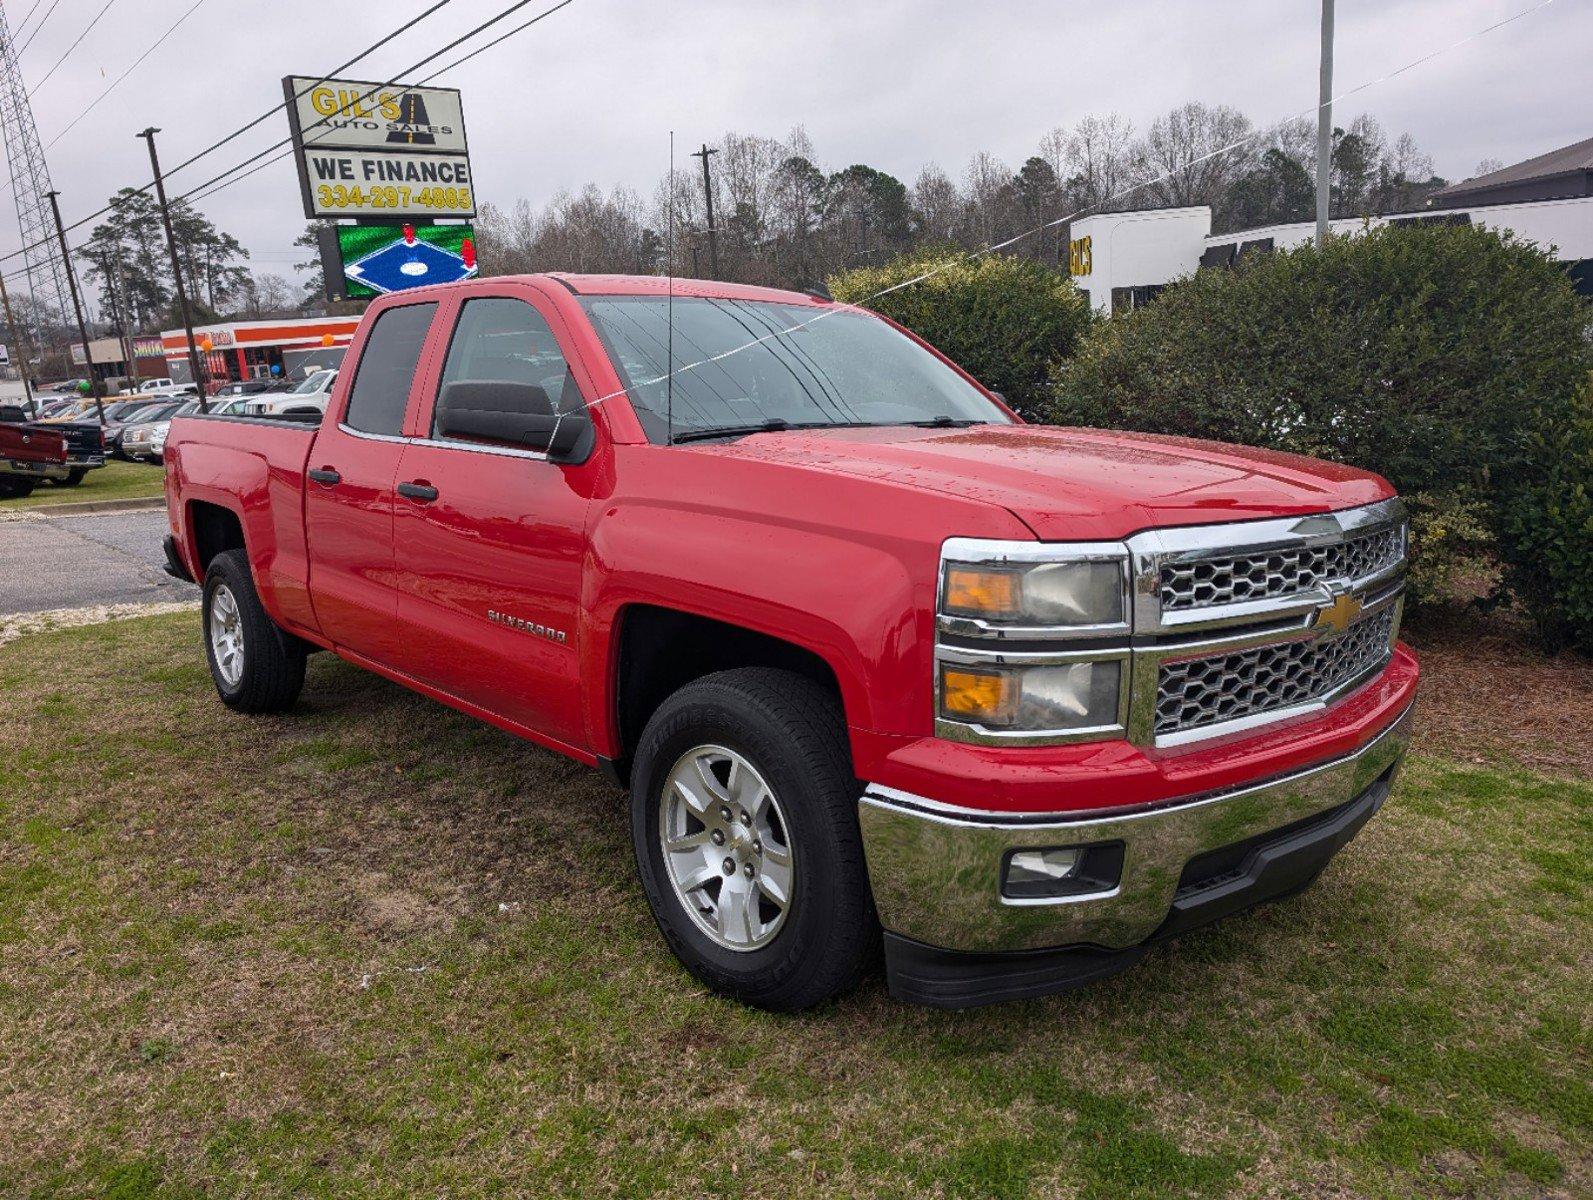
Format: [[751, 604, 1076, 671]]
[[941, 545, 1128, 631], [939, 658, 1124, 734], [935, 538, 1132, 743]]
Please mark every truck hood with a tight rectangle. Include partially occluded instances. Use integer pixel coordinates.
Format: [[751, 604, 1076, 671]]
[[701, 424, 1393, 541]]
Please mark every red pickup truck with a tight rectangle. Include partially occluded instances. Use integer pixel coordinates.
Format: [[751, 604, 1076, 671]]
[[164, 274, 1418, 1010], [1, 404, 69, 498]]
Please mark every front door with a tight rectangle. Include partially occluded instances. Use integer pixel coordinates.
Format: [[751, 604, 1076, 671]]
[[304, 301, 437, 664], [389, 295, 593, 749]]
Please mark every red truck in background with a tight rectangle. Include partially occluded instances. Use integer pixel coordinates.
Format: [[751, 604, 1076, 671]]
[[163, 274, 1418, 1010], [0, 403, 70, 498]]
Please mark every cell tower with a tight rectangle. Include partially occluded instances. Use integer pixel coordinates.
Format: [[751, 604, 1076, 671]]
[[0, 1, 73, 348]]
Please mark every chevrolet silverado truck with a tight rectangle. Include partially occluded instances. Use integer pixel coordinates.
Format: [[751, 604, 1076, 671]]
[[163, 275, 1418, 1010]]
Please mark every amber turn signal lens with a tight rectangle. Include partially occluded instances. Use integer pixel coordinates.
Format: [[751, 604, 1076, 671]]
[[944, 567, 1020, 618], [940, 666, 1018, 725]]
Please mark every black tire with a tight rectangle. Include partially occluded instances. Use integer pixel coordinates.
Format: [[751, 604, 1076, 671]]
[[201, 548, 306, 713], [0, 478, 35, 498], [49, 469, 86, 487], [631, 668, 877, 1011]]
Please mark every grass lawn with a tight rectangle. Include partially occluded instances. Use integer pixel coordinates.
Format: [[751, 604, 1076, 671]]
[[1, 612, 1587, 1198], [8, 459, 165, 509]]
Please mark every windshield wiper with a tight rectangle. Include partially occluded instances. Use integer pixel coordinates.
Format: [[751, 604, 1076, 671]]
[[671, 419, 869, 444], [903, 415, 987, 428]]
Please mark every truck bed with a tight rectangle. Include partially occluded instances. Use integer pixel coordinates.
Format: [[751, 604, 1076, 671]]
[[166, 413, 323, 636]]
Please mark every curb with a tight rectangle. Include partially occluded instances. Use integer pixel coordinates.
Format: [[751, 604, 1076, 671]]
[[27, 496, 166, 517]]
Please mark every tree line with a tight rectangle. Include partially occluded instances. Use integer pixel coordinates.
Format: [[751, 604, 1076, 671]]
[[476, 103, 1449, 291]]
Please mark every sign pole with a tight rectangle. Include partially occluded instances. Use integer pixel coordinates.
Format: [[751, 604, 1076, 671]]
[[139, 127, 208, 412], [45, 190, 106, 423]]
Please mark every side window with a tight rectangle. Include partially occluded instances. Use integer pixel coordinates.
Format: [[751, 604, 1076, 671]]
[[432, 297, 576, 438], [343, 302, 437, 436]]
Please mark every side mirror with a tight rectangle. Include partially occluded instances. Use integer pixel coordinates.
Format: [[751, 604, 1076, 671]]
[[435, 380, 592, 462]]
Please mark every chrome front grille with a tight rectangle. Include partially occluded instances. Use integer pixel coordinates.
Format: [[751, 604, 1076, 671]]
[[1155, 609, 1396, 737], [1159, 524, 1405, 611]]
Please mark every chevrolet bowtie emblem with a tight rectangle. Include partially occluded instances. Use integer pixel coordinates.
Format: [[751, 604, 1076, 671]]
[[1310, 589, 1362, 638]]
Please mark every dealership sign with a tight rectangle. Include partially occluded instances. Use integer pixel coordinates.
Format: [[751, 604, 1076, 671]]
[[284, 76, 474, 219]]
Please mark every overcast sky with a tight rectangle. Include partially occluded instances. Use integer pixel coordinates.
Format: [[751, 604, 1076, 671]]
[[13, 0, 1589, 281]]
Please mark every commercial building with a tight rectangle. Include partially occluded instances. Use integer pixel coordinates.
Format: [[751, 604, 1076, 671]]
[[1068, 136, 1593, 315], [160, 315, 359, 387]]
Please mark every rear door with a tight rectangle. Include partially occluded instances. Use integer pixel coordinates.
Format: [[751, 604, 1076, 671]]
[[304, 300, 438, 664], [387, 290, 595, 749]]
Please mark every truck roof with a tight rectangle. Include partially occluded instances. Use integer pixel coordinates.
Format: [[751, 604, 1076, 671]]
[[545, 273, 826, 306]]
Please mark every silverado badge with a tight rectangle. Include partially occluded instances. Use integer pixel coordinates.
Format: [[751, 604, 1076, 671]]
[[488, 609, 568, 645]]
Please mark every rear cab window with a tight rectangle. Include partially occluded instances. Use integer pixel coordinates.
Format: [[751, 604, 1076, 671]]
[[342, 302, 438, 436]]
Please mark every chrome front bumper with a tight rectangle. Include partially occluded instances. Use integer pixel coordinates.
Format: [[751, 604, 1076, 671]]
[[858, 702, 1413, 956]]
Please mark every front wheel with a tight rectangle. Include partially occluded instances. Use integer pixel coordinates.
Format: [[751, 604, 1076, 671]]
[[202, 549, 306, 713], [631, 668, 877, 1011]]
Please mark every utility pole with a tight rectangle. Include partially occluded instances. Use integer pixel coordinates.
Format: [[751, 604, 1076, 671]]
[[0, 270, 35, 410], [45, 190, 106, 422], [691, 143, 720, 278], [1315, 0, 1334, 246], [139, 127, 208, 411]]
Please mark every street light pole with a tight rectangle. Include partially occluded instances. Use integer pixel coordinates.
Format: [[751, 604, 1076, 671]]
[[1315, 0, 1335, 247], [139, 127, 208, 411], [45, 190, 106, 422]]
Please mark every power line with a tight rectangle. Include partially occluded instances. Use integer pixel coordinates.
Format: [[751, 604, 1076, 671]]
[[43, 0, 208, 149], [182, 0, 577, 205], [0, 0, 462, 267], [27, 0, 122, 95], [549, 0, 1568, 435], [10, 0, 46, 41], [1, 0, 581, 286], [15, 0, 63, 53]]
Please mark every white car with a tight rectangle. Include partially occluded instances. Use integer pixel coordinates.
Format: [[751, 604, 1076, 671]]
[[244, 369, 337, 418]]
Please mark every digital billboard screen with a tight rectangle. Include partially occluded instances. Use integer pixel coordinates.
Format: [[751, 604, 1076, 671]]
[[329, 222, 478, 299]]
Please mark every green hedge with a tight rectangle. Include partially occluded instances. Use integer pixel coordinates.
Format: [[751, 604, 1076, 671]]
[[829, 249, 1092, 416], [1048, 222, 1593, 650]]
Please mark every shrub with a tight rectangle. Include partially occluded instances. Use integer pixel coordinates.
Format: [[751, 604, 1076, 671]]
[[1048, 222, 1593, 650], [829, 248, 1092, 416]]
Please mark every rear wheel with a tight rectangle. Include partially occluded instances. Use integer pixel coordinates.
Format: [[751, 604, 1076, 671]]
[[631, 668, 876, 1011], [48, 469, 86, 487], [202, 549, 306, 713], [0, 478, 35, 499]]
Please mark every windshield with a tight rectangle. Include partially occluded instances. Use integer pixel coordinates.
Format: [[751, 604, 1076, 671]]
[[580, 297, 1010, 443], [292, 370, 333, 394]]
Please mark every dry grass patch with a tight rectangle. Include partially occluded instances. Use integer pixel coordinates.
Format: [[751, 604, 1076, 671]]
[[0, 612, 1587, 1199]]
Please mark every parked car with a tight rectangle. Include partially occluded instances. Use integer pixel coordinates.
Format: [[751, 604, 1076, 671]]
[[164, 274, 1417, 1011], [107, 399, 186, 459], [211, 379, 282, 402], [124, 400, 200, 461], [0, 404, 70, 497], [243, 369, 337, 418]]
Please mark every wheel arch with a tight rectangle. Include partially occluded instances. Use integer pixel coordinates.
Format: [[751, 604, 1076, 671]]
[[603, 604, 856, 789]]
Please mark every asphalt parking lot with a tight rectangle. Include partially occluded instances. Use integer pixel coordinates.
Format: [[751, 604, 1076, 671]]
[[0, 507, 196, 615]]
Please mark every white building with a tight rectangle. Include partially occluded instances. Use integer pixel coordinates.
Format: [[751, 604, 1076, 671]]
[[1068, 136, 1593, 315]]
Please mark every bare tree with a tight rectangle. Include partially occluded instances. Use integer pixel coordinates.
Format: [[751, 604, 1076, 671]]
[[911, 163, 962, 244], [1135, 103, 1255, 209]]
